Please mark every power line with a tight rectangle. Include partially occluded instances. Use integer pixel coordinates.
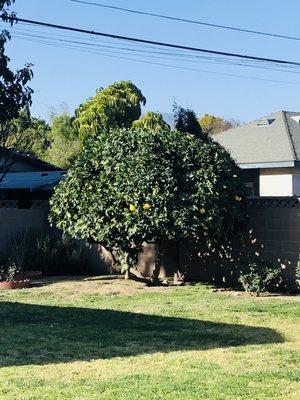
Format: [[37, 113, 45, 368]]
[[5, 16, 300, 67], [4, 19, 300, 82], [6, 26, 300, 75], [69, 0, 300, 42], [11, 32, 300, 86]]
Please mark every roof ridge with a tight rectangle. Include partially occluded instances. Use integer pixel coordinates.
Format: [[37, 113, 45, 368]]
[[212, 111, 276, 136], [282, 111, 297, 161], [281, 110, 300, 114], [0, 146, 61, 171]]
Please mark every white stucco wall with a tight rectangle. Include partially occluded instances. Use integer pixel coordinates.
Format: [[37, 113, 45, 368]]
[[260, 168, 293, 196]]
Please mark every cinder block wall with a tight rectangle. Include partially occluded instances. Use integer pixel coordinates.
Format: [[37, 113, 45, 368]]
[[0, 204, 112, 275], [137, 197, 300, 289], [0, 207, 50, 252], [1, 197, 300, 288]]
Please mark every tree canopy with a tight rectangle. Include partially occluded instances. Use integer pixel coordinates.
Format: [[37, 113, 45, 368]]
[[3, 81, 155, 169], [0, 0, 33, 179], [50, 126, 245, 277], [173, 104, 203, 138], [132, 111, 170, 132], [199, 113, 239, 135], [0, 1, 33, 125], [6, 107, 82, 168], [45, 111, 80, 168], [74, 81, 146, 140], [6, 107, 50, 159]]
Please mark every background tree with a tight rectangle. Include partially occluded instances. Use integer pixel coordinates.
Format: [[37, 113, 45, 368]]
[[173, 104, 203, 138], [7, 80, 148, 169], [45, 110, 80, 168], [132, 111, 170, 132], [0, 0, 33, 180], [50, 127, 245, 283], [74, 81, 146, 141], [6, 107, 50, 159], [199, 113, 240, 135]]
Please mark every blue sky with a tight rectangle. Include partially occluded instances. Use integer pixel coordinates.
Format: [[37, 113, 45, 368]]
[[3, 0, 300, 122]]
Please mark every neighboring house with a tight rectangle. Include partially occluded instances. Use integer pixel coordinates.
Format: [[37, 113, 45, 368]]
[[0, 150, 65, 251], [0, 150, 103, 273], [0, 149, 59, 173], [0, 149, 65, 207], [213, 111, 300, 197]]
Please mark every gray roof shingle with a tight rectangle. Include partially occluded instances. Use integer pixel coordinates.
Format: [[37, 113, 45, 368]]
[[213, 111, 300, 166]]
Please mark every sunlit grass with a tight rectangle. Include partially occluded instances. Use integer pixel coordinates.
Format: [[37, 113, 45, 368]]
[[0, 277, 299, 399]]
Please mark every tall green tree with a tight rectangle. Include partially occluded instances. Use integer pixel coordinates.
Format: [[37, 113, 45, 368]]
[[74, 81, 146, 140], [173, 104, 203, 138], [50, 127, 245, 282], [6, 107, 50, 159], [0, 0, 33, 180], [45, 111, 80, 168]]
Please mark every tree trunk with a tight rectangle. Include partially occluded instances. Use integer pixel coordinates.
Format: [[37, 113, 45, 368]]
[[173, 269, 185, 285], [151, 262, 161, 284], [173, 240, 185, 285], [124, 266, 131, 280]]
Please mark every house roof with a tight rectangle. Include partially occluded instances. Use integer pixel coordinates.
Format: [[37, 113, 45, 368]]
[[0, 147, 62, 171], [213, 111, 300, 169], [0, 171, 66, 191]]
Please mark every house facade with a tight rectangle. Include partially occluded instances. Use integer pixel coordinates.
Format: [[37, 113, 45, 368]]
[[0, 150, 65, 206], [0, 151, 65, 250], [213, 111, 300, 197]]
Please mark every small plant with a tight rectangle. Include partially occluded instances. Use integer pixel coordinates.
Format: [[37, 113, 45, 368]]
[[295, 255, 300, 290], [0, 260, 21, 282], [8, 234, 27, 271], [5, 261, 21, 282], [239, 261, 282, 296], [0, 266, 5, 282]]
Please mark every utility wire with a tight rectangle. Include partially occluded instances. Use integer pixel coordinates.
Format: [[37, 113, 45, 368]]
[[8, 22, 291, 72], [69, 0, 300, 42], [5, 16, 300, 67], [11, 33, 300, 86], [7, 27, 300, 75], [6, 23, 288, 68]]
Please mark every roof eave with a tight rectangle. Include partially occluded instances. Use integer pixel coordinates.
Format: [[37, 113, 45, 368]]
[[239, 161, 300, 169], [30, 179, 63, 192]]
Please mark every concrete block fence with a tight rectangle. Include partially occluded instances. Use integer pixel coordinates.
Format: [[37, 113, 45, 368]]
[[0, 197, 299, 288]]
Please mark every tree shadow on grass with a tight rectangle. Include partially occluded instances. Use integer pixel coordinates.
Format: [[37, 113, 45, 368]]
[[0, 302, 283, 367]]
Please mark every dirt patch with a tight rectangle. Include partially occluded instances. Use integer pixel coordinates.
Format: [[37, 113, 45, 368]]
[[30, 276, 174, 297]]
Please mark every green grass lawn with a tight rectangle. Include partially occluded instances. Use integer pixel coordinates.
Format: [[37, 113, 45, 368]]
[[0, 277, 299, 400]]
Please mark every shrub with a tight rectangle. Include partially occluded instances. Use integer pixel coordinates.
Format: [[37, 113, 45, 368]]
[[50, 127, 246, 279], [0, 260, 21, 282], [4, 231, 88, 276], [295, 255, 300, 290], [239, 261, 282, 295]]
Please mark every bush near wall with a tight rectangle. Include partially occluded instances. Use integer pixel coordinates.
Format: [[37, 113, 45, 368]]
[[0, 230, 89, 276]]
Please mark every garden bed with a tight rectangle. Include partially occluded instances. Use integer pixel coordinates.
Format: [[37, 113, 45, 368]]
[[0, 279, 31, 290]]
